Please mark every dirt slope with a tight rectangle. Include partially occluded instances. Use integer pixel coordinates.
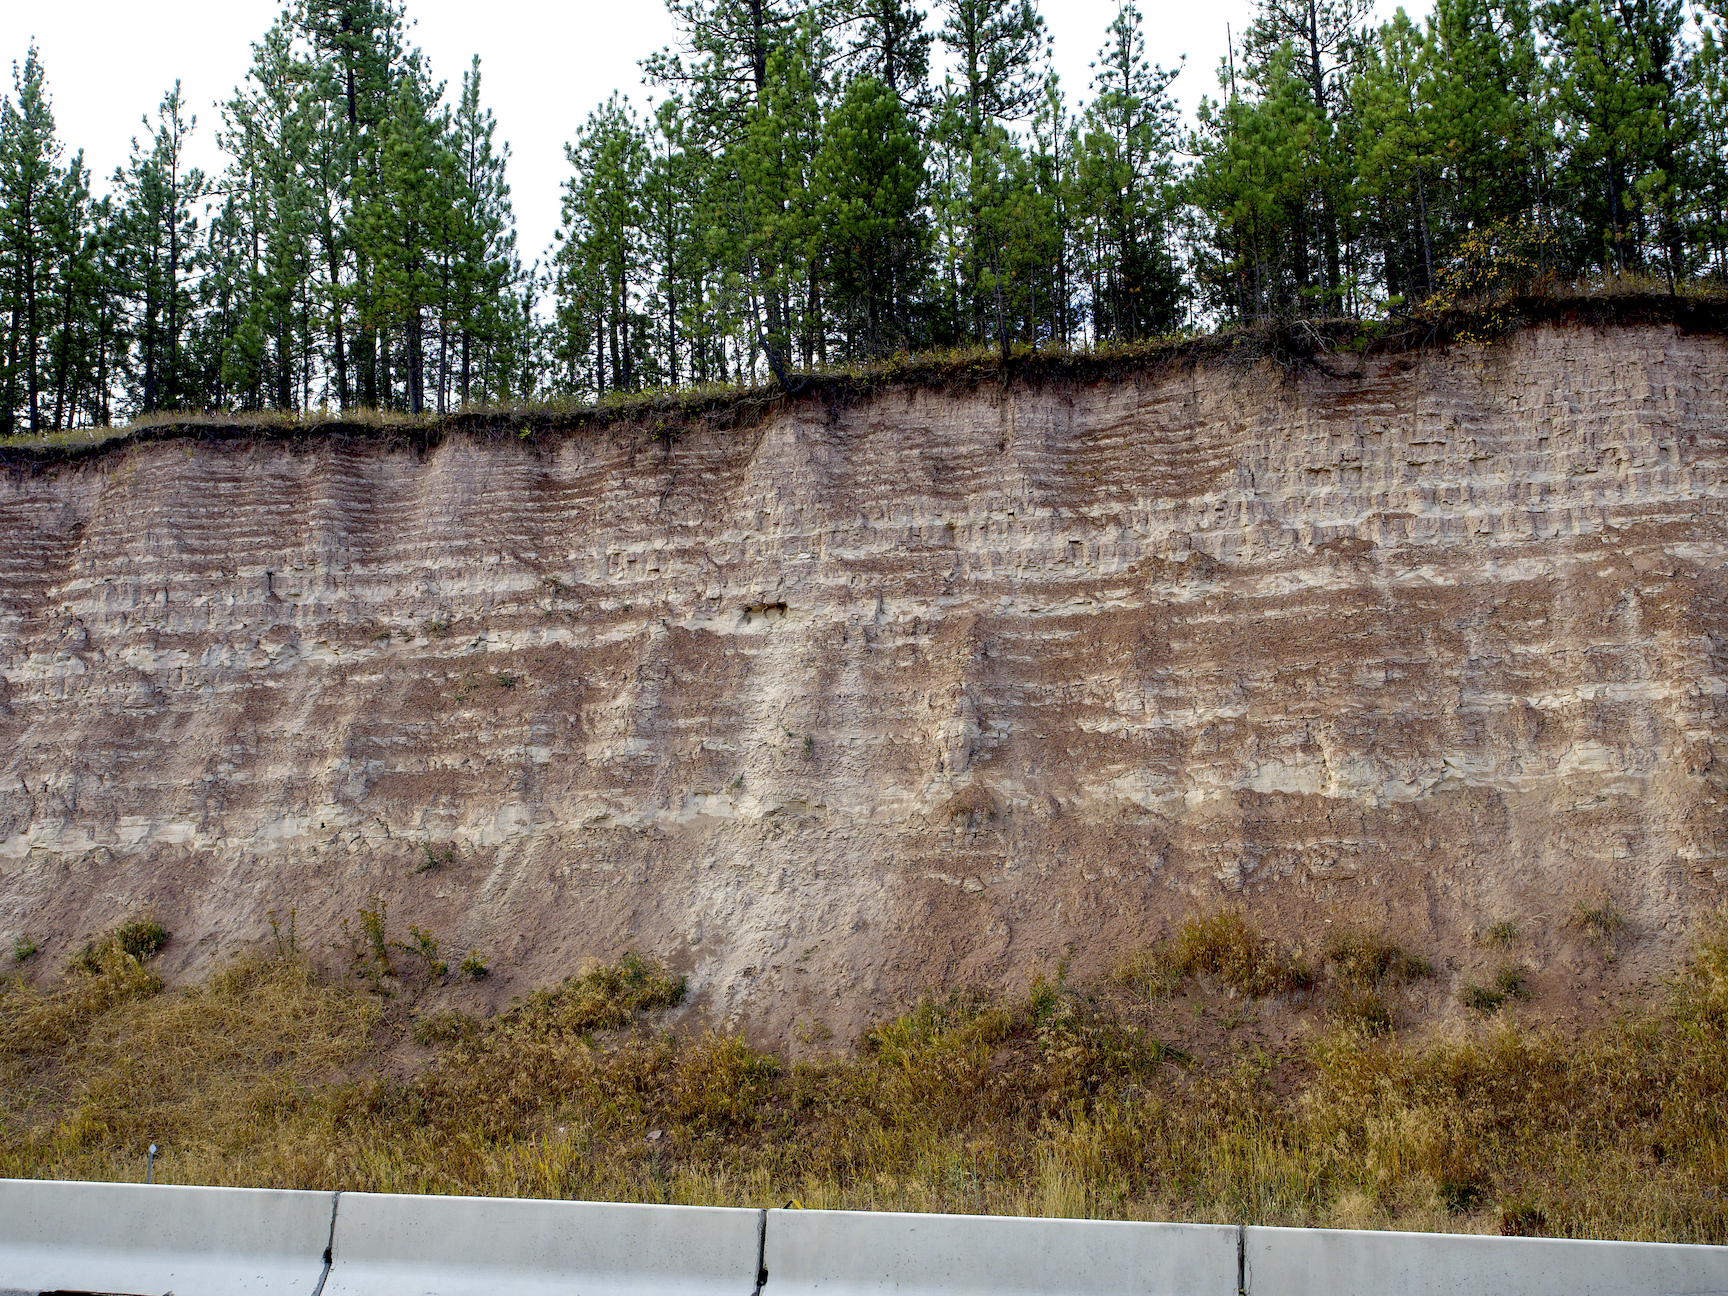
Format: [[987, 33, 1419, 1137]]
[[2, 321, 1725, 1040]]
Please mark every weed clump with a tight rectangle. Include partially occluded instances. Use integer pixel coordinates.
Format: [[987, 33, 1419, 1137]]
[[1571, 900, 1628, 942], [1118, 913, 1312, 999], [1500, 1198, 1549, 1236], [1334, 989, 1396, 1036], [72, 916, 168, 974], [1481, 920, 1518, 948], [1495, 966, 1530, 999], [0, 938, 164, 1058], [672, 1034, 779, 1134], [508, 951, 685, 1036], [1462, 965, 1530, 1013], [416, 845, 454, 875], [1682, 916, 1728, 1027], [1325, 932, 1432, 986], [341, 900, 446, 999], [413, 1010, 482, 1047], [1462, 982, 1507, 1013]]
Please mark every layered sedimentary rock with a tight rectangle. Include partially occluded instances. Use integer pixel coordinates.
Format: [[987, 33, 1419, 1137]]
[[2, 322, 1725, 1036]]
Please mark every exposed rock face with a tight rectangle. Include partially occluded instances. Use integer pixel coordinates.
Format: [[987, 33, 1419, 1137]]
[[2, 323, 1725, 1037]]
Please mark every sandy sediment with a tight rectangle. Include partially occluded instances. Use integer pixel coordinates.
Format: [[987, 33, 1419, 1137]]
[[1, 322, 1725, 1040]]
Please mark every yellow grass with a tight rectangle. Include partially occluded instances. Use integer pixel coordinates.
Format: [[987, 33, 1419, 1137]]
[[3, 917, 1726, 1242]]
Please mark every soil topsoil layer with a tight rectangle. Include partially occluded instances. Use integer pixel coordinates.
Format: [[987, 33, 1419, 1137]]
[[3, 320, 1725, 1041]]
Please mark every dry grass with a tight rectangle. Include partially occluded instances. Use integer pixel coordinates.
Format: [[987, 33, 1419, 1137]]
[[3, 914, 1727, 1241], [1115, 912, 1313, 999]]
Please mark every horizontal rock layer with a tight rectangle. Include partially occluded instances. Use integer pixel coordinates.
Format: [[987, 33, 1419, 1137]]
[[2, 323, 1725, 1035]]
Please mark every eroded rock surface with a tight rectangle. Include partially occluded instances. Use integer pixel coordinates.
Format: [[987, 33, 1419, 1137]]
[[2, 323, 1725, 1037]]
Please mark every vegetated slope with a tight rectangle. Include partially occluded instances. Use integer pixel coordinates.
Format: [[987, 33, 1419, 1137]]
[[1, 318, 1726, 1041], [5, 930, 1727, 1240]]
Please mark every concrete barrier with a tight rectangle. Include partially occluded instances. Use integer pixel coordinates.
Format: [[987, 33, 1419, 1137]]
[[6, 1177, 1726, 1296], [320, 1191, 765, 1296], [761, 1207, 1239, 1296], [1244, 1224, 1728, 1296], [0, 1178, 336, 1296]]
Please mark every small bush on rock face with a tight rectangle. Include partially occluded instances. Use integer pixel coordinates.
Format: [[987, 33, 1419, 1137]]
[[1115, 913, 1311, 999], [1462, 984, 1503, 1013], [1482, 920, 1517, 948], [115, 918, 169, 963], [1494, 966, 1530, 1000], [1326, 932, 1432, 986], [1571, 900, 1627, 942], [507, 951, 685, 1037], [73, 916, 168, 974]]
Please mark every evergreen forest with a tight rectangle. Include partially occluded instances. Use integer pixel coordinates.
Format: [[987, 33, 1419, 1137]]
[[2, 0, 1727, 430]]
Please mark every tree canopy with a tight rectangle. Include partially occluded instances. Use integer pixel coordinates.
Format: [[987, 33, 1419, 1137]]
[[3, 0, 1726, 426]]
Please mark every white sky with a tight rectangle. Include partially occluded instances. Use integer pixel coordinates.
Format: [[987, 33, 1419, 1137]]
[[2, 0, 1416, 266]]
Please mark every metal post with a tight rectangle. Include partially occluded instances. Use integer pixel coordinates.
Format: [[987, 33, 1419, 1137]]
[[147, 1143, 157, 1184]]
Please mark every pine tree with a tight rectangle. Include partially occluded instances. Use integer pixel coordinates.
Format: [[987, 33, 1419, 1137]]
[[43, 149, 99, 428], [846, 0, 935, 114], [357, 70, 450, 412], [1544, 0, 1690, 279], [222, 22, 317, 410], [934, 0, 1049, 348], [1687, 1, 1728, 276], [735, 19, 831, 370], [1422, 0, 1547, 239], [294, 0, 412, 407], [556, 95, 648, 397], [0, 47, 71, 433], [938, 0, 1048, 139], [1240, 0, 1373, 312], [448, 57, 518, 406], [1026, 71, 1077, 344], [646, 0, 834, 387], [1073, 2, 1184, 339], [119, 83, 207, 414], [816, 74, 926, 353], [1190, 42, 1335, 321], [1352, 10, 1442, 300]]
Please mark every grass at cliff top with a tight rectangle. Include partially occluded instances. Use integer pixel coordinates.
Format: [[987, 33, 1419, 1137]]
[[3, 916, 1726, 1242], [6, 282, 1725, 456]]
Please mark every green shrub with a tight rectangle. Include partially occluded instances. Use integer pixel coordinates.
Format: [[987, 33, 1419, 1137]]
[[1494, 965, 1530, 1000], [1461, 982, 1506, 1013], [1167, 913, 1312, 997], [1326, 931, 1432, 985], [507, 951, 685, 1036], [73, 916, 168, 973]]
